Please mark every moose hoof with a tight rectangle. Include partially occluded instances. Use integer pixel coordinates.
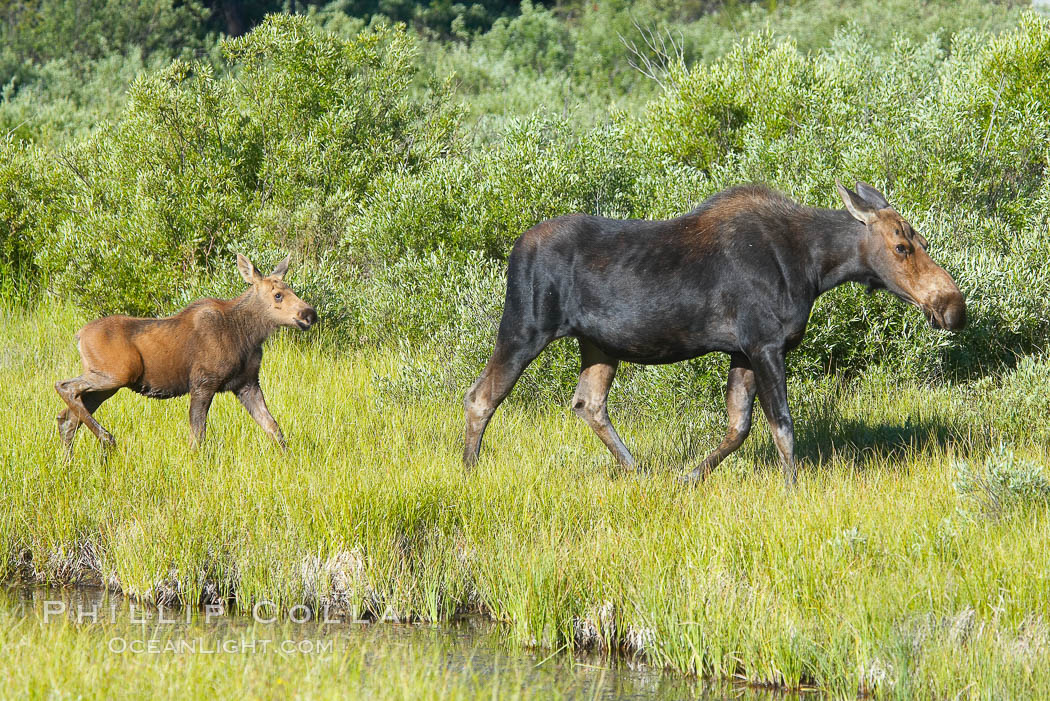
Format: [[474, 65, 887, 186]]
[[100, 432, 116, 448], [677, 467, 709, 486], [619, 461, 646, 475]]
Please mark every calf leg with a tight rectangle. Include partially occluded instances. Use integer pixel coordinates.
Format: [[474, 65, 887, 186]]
[[57, 408, 80, 453], [681, 354, 756, 483], [749, 346, 797, 488], [56, 389, 118, 454], [572, 340, 636, 469], [463, 333, 550, 467], [237, 382, 286, 449], [189, 387, 217, 446], [55, 374, 123, 447]]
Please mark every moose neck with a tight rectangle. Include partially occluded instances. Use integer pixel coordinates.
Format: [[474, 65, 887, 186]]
[[227, 288, 279, 351], [802, 208, 875, 295]]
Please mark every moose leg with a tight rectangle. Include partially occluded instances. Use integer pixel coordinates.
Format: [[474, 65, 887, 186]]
[[572, 340, 636, 469], [55, 374, 122, 447], [57, 408, 80, 452], [57, 389, 118, 454], [463, 334, 549, 467], [237, 382, 287, 449], [749, 347, 797, 488], [681, 353, 757, 484], [189, 387, 217, 446]]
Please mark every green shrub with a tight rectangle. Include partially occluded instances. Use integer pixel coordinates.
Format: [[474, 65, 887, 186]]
[[477, 1, 573, 74], [0, 0, 210, 75], [347, 114, 640, 263], [7, 3, 1050, 401], [411, 0, 1026, 130], [0, 50, 168, 147], [970, 355, 1050, 445], [953, 448, 1050, 518], [0, 138, 64, 303], [350, 15, 1050, 399], [35, 14, 459, 316], [309, 0, 529, 38], [633, 32, 810, 171], [36, 59, 252, 315], [622, 16, 1050, 378]]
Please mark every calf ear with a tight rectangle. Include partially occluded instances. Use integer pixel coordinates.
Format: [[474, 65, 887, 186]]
[[269, 255, 291, 281], [855, 180, 891, 210], [236, 253, 261, 284], [836, 180, 877, 225]]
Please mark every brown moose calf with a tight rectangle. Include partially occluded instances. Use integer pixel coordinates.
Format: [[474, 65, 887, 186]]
[[55, 254, 317, 452]]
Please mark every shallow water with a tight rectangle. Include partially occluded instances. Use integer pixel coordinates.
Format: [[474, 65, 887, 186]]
[[4, 585, 794, 700]]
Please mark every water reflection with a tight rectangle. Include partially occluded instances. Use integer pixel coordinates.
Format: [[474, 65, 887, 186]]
[[4, 585, 804, 700]]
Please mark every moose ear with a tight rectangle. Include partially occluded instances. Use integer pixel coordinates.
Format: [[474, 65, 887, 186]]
[[836, 180, 877, 225], [855, 180, 891, 210], [269, 255, 291, 281], [236, 253, 261, 284]]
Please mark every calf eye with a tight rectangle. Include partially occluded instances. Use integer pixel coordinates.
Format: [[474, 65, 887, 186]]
[[274, 293, 283, 302], [895, 244, 909, 255]]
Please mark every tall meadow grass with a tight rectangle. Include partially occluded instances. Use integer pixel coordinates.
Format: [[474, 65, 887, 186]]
[[3, 305, 1049, 697]]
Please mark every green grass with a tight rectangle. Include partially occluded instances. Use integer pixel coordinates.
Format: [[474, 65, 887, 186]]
[[3, 304, 1050, 698]]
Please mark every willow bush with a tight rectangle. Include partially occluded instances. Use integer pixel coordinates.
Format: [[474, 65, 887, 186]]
[[346, 14, 1050, 398], [30, 14, 459, 316], [4, 10, 1050, 402]]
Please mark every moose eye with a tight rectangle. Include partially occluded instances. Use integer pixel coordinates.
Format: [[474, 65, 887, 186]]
[[895, 244, 909, 255], [274, 293, 283, 302]]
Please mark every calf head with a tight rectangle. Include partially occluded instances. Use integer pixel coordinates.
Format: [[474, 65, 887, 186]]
[[236, 254, 318, 330], [836, 181, 966, 330]]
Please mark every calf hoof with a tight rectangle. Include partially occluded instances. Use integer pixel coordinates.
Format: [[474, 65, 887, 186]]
[[57, 427, 77, 447], [100, 432, 116, 448]]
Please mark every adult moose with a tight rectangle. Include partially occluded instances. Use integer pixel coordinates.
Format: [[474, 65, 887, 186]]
[[55, 254, 317, 452], [463, 181, 966, 486]]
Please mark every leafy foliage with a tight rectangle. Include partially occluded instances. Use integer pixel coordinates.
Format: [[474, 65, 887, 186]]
[[0, 0, 210, 73], [2, 2, 1049, 399], [349, 14, 1050, 395], [348, 115, 638, 261], [624, 19, 1050, 378], [954, 448, 1050, 518], [0, 137, 62, 301], [32, 15, 459, 315]]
